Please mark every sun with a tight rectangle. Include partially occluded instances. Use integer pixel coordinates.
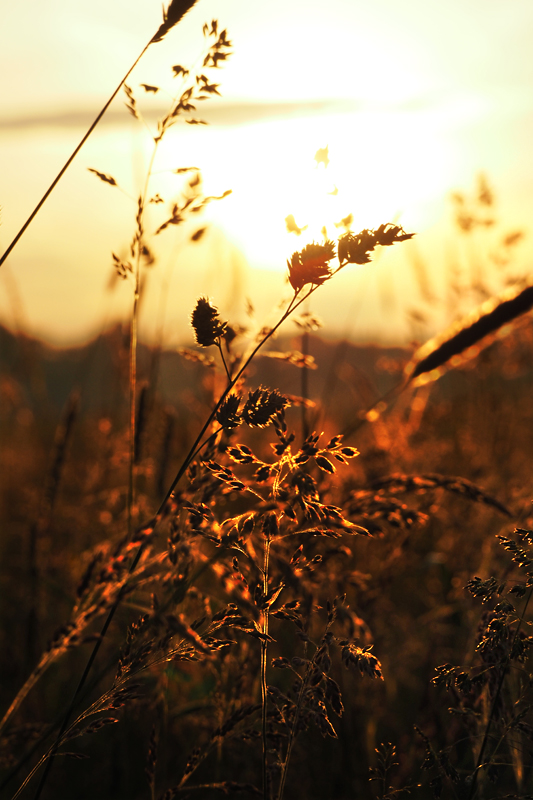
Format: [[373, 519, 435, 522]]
[[186, 103, 454, 275]]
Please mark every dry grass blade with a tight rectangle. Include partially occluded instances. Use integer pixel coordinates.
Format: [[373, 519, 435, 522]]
[[369, 473, 512, 517], [405, 283, 533, 384]]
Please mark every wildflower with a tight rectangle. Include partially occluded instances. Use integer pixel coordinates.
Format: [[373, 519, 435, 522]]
[[287, 241, 336, 292]]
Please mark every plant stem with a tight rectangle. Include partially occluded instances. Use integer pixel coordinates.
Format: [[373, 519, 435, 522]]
[[31, 582, 125, 800], [217, 341, 232, 382], [300, 330, 309, 441], [128, 142, 159, 540], [277, 634, 316, 800], [467, 586, 533, 799], [0, 43, 152, 271], [261, 534, 271, 800], [129, 290, 139, 540]]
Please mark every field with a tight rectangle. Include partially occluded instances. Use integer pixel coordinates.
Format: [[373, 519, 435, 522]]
[[1, 295, 532, 800], [1, 5, 533, 799]]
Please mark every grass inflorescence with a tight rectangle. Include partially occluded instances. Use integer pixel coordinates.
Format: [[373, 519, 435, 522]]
[[1, 14, 533, 800]]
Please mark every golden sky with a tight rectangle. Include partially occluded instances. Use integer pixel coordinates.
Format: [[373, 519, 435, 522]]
[[1, 0, 533, 346]]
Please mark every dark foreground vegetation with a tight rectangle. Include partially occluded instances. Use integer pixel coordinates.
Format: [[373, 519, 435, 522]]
[[1, 310, 532, 800]]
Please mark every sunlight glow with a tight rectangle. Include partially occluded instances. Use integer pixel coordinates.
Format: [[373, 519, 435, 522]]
[[176, 107, 458, 273]]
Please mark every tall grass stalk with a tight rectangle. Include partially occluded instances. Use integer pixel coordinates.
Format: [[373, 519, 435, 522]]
[[467, 585, 533, 800], [29, 24, 231, 798], [128, 147, 158, 541], [261, 530, 272, 800], [0, 0, 198, 271], [341, 278, 533, 438]]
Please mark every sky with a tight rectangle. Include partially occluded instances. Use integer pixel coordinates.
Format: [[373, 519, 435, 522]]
[[1, 0, 533, 347]]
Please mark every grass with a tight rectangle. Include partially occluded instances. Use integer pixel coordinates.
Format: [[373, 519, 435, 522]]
[[1, 10, 533, 800]]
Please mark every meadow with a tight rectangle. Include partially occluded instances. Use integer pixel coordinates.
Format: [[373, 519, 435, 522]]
[[1, 5, 533, 799]]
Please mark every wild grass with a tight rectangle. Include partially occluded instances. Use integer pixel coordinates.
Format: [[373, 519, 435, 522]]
[[1, 12, 533, 800], [0, 0, 199, 271]]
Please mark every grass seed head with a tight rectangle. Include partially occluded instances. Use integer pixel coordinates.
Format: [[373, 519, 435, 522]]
[[405, 282, 533, 384], [191, 297, 227, 346], [287, 241, 336, 291], [151, 0, 199, 44]]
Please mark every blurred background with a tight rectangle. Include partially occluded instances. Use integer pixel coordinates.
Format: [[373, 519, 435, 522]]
[[1, 0, 533, 348]]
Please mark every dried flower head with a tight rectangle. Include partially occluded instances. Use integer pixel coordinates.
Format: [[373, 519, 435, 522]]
[[216, 394, 242, 429], [242, 387, 290, 428], [338, 224, 414, 265], [405, 283, 533, 384], [151, 0, 199, 44], [191, 297, 227, 347], [287, 241, 336, 292]]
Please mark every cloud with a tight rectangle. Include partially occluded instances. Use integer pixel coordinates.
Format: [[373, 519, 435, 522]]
[[0, 99, 362, 131]]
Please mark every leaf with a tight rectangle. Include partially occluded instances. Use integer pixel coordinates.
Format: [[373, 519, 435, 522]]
[[88, 168, 117, 187]]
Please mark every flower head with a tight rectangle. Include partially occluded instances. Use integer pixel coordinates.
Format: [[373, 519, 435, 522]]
[[338, 224, 415, 265], [242, 387, 290, 428], [287, 241, 336, 292], [191, 297, 227, 346]]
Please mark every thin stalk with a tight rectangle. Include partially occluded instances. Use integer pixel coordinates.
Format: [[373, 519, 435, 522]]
[[29, 541, 217, 800], [0, 0, 201, 269], [217, 341, 232, 382], [0, 43, 151, 271], [128, 143, 159, 540], [26, 522, 39, 672], [300, 330, 309, 440], [467, 586, 533, 799], [261, 534, 271, 800], [158, 292, 303, 510], [129, 291, 139, 540], [0, 652, 52, 738], [0, 650, 125, 794], [340, 380, 405, 439], [276, 640, 312, 800]]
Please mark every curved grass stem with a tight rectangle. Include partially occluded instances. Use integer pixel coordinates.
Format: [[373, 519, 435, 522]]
[[0, 42, 152, 272]]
